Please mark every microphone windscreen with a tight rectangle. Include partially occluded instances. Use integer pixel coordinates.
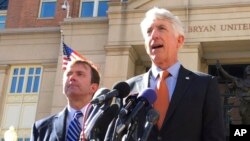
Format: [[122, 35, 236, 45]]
[[94, 103, 120, 140], [92, 87, 110, 99], [112, 81, 130, 99], [125, 93, 138, 103], [137, 88, 157, 105], [97, 103, 120, 125], [146, 108, 159, 124]]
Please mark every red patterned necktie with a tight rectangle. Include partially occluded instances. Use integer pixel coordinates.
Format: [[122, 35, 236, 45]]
[[154, 71, 169, 129], [80, 103, 91, 141]]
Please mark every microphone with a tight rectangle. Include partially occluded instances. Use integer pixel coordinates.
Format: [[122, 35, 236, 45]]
[[139, 108, 159, 141], [93, 87, 111, 100], [85, 88, 111, 127], [85, 103, 120, 141], [116, 88, 157, 134], [91, 81, 130, 104], [104, 95, 138, 141], [119, 93, 138, 118], [104, 117, 116, 141]]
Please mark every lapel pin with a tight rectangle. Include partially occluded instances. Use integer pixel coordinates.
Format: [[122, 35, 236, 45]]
[[185, 77, 190, 80]]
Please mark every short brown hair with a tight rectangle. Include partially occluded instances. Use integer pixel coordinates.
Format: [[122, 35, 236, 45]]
[[70, 60, 100, 84]]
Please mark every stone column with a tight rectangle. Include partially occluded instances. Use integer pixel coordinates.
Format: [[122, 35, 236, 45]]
[[36, 63, 58, 119], [103, 45, 138, 88], [0, 65, 9, 134], [179, 44, 202, 72], [50, 56, 67, 115]]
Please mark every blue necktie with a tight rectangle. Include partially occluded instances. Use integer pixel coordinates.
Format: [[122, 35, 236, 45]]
[[67, 111, 83, 141]]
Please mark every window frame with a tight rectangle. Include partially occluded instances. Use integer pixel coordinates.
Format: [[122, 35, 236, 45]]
[[17, 137, 30, 141], [0, 10, 7, 29], [7, 65, 43, 95], [0, 0, 8, 10], [39, 0, 57, 18], [80, 0, 109, 17]]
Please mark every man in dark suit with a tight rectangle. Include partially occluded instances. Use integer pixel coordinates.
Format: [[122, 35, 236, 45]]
[[126, 7, 226, 141], [31, 60, 100, 141]]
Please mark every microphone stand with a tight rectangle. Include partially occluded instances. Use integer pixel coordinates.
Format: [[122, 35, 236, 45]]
[[138, 108, 159, 141], [123, 118, 138, 141], [104, 118, 116, 141], [89, 127, 100, 141], [104, 98, 123, 141], [111, 117, 123, 141]]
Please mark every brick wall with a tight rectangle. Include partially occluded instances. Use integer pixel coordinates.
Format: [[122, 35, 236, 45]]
[[5, 0, 75, 28], [5, 0, 122, 28]]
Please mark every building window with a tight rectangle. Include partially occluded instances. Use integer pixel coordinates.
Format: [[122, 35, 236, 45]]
[[0, 15, 6, 28], [9, 66, 42, 94], [0, 136, 30, 141], [39, 0, 56, 18], [17, 138, 30, 141], [80, 0, 108, 17], [0, 0, 8, 10]]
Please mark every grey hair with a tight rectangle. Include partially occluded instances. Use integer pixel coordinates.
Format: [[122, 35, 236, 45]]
[[140, 7, 184, 38]]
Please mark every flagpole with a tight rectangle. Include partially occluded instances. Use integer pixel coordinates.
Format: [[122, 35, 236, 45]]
[[61, 30, 64, 47], [60, 30, 65, 71]]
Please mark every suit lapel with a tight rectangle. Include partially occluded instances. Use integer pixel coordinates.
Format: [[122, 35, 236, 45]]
[[133, 70, 151, 92], [142, 70, 151, 89], [54, 107, 68, 141], [164, 66, 194, 124]]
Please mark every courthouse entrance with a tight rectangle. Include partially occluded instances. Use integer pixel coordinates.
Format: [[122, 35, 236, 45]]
[[209, 63, 249, 140], [202, 40, 250, 140]]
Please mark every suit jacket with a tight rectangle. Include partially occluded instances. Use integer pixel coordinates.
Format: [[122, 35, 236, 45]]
[[31, 105, 106, 141], [126, 65, 226, 141], [31, 108, 68, 141]]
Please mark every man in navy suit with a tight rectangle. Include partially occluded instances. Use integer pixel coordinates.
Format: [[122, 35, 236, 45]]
[[31, 60, 100, 141], [126, 7, 226, 141]]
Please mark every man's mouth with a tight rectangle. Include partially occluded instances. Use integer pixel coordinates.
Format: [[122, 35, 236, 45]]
[[68, 84, 78, 88], [151, 44, 163, 49]]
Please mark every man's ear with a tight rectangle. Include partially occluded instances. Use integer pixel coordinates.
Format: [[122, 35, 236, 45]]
[[177, 35, 184, 48], [90, 83, 99, 94]]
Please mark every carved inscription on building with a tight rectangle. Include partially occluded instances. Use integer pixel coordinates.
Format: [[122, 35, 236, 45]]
[[188, 23, 250, 32]]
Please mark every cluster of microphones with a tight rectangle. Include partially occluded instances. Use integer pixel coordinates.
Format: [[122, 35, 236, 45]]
[[83, 81, 160, 141]]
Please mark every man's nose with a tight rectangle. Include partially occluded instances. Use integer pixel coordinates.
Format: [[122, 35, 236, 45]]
[[69, 73, 76, 81], [151, 29, 160, 39]]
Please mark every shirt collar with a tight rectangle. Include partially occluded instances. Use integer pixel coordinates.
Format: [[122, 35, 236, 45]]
[[67, 105, 86, 119], [151, 61, 181, 79]]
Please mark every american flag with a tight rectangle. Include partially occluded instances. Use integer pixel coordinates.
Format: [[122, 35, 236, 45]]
[[62, 42, 97, 71]]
